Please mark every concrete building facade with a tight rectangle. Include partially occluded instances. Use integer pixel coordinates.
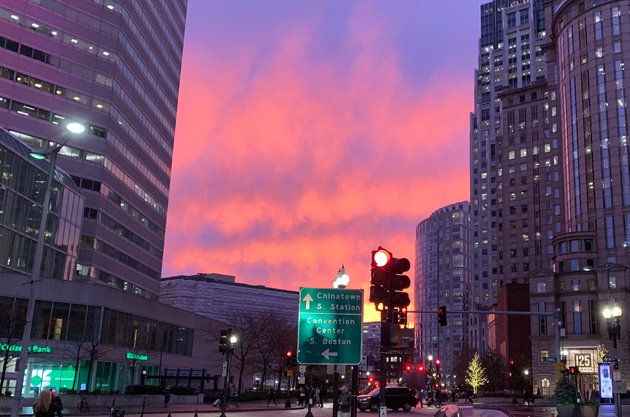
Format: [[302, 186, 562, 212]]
[[415, 202, 471, 389], [470, 0, 548, 352], [0, 0, 187, 298]]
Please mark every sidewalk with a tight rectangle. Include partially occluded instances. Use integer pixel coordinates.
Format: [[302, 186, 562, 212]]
[[0, 400, 307, 417]]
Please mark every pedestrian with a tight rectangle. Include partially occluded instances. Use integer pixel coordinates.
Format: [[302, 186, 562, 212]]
[[267, 388, 277, 407], [163, 386, 171, 408], [229, 384, 239, 408], [298, 386, 305, 406], [33, 390, 61, 417], [313, 388, 320, 407], [319, 385, 326, 407], [50, 388, 63, 417], [465, 389, 474, 404], [417, 390, 425, 408], [337, 385, 352, 417]]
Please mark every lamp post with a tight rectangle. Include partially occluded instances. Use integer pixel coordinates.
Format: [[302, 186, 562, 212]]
[[10, 122, 85, 417], [219, 333, 238, 417], [603, 305, 622, 349], [585, 263, 627, 350], [332, 266, 352, 417]]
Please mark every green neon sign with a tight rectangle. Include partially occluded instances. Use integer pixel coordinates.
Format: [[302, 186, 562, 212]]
[[126, 352, 148, 361], [0, 344, 52, 353]]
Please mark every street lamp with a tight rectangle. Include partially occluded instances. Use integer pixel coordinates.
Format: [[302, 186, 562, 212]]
[[10, 122, 85, 417], [603, 305, 623, 349], [333, 265, 350, 289], [220, 332, 238, 417]]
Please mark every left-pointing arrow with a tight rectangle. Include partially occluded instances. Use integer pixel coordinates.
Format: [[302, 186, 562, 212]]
[[321, 349, 338, 359], [303, 293, 314, 309]]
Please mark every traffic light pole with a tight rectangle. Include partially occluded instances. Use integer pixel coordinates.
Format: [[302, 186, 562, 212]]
[[408, 308, 562, 363], [219, 349, 232, 417]]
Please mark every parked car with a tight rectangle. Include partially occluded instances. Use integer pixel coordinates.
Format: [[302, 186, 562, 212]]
[[357, 386, 418, 412]]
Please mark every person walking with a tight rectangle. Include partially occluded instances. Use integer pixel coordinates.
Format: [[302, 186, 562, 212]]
[[337, 385, 352, 417], [50, 389, 63, 417], [229, 384, 240, 408], [34, 390, 62, 417], [163, 386, 171, 408], [319, 385, 326, 407], [267, 388, 277, 407], [313, 387, 320, 407]]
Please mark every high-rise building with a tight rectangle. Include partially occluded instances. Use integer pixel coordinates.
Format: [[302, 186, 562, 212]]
[[415, 202, 471, 388], [0, 0, 187, 298], [527, 0, 630, 393], [470, 0, 547, 352]]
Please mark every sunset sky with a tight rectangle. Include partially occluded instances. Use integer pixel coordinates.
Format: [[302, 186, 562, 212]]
[[163, 0, 483, 321]]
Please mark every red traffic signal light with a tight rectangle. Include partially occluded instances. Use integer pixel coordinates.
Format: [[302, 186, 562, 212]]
[[405, 364, 412, 373], [372, 248, 391, 267], [437, 306, 447, 326], [368, 376, 374, 383], [509, 359, 514, 366], [435, 358, 441, 366], [286, 350, 293, 358], [418, 365, 425, 373]]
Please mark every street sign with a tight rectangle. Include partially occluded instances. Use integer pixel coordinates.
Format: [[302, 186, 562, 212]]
[[297, 287, 363, 365], [543, 357, 557, 363]]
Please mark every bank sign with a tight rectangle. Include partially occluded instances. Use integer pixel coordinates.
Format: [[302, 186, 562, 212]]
[[0, 344, 52, 353], [297, 288, 363, 365]]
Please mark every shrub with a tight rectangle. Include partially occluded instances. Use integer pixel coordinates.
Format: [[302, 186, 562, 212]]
[[554, 376, 577, 405]]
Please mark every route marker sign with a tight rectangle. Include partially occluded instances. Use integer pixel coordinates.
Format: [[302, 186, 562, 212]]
[[297, 288, 363, 365]]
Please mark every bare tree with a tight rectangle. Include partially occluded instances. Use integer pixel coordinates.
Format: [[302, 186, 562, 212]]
[[0, 298, 26, 393], [223, 310, 259, 393]]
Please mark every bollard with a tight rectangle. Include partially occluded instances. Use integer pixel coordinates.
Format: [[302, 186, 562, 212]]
[[168, 414, 172, 417], [194, 410, 198, 417]]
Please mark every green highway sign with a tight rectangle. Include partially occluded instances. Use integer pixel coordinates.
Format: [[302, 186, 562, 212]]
[[297, 288, 363, 365]]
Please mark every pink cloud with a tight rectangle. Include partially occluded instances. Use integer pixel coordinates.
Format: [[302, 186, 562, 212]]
[[164, 1, 475, 322]]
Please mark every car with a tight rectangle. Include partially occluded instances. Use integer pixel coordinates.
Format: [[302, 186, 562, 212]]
[[357, 386, 418, 412]]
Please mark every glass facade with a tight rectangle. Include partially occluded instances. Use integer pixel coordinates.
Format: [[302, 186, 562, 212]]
[[0, 128, 83, 279], [0, 294, 193, 394]]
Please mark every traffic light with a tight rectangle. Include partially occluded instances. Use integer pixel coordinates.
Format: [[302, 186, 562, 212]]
[[418, 365, 425, 373], [569, 366, 580, 375], [370, 247, 391, 308], [394, 307, 408, 325], [405, 364, 412, 373], [388, 255, 411, 309], [219, 328, 233, 353], [508, 359, 515, 377], [285, 350, 294, 367], [435, 358, 441, 372], [437, 306, 447, 326], [369, 247, 411, 312], [368, 376, 374, 384]]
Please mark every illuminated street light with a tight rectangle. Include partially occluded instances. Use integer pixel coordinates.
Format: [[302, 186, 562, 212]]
[[603, 305, 623, 349], [333, 265, 350, 288], [11, 122, 86, 417]]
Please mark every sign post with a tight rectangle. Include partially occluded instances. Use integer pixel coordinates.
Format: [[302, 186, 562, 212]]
[[297, 288, 363, 365]]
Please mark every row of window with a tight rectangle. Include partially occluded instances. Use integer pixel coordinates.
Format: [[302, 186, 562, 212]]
[[75, 264, 158, 301], [1, 20, 173, 184], [0, 96, 107, 138], [0, 296, 193, 356], [80, 235, 159, 281], [0, 64, 109, 113]]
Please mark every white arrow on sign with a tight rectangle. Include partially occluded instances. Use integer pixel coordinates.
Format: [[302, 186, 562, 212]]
[[321, 349, 338, 359], [303, 293, 314, 309]]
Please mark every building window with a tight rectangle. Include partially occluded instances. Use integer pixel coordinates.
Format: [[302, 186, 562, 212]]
[[537, 282, 546, 293], [540, 349, 549, 361], [588, 300, 598, 334], [573, 300, 582, 335]]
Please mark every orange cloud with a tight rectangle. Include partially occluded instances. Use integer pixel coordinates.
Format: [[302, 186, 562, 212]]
[[164, 2, 473, 322]]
